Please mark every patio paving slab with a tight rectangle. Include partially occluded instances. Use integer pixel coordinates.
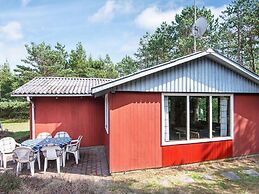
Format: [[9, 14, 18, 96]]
[[220, 171, 240, 181], [0, 146, 110, 179], [242, 169, 259, 177]]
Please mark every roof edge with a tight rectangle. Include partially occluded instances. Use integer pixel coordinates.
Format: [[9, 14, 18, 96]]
[[11, 94, 93, 97], [91, 49, 259, 95], [92, 51, 209, 94]]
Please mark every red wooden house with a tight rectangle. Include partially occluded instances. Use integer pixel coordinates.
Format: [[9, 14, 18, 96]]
[[12, 49, 259, 173]]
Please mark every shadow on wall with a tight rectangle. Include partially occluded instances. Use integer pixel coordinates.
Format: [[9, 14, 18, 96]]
[[233, 95, 259, 157], [33, 97, 105, 147], [162, 140, 233, 167], [234, 114, 258, 156], [109, 92, 160, 111]]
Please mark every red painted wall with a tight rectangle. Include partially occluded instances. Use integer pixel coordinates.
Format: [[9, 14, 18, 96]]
[[233, 94, 259, 156], [109, 92, 162, 172], [162, 141, 233, 166], [108, 92, 235, 172], [32, 97, 105, 147]]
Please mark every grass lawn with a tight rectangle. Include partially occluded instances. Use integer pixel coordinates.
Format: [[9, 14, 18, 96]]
[[0, 155, 259, 193], [0, 119, 30, 142]]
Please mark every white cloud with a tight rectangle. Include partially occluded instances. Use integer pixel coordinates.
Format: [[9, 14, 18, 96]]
[[89, 0, 133, 23], [0, 21, 23, 41], [0, 42, 26, 69], [135, 6, 183, 31], [89, 0, 116, 23], [21, 0, 31, 7], [0, 21, 25, 69]]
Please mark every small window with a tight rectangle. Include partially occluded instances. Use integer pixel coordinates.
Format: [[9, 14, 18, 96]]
[[105, 94, 109, 134], [212, 96, 230, 137], [190, 96, 210, 139], [164, 96, 187, 141]]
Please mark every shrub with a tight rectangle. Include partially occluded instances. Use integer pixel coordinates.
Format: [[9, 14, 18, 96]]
[[0, 101, 29, 119]]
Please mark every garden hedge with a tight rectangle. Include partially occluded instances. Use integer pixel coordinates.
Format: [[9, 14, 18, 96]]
[[0, 101, 29, 119]]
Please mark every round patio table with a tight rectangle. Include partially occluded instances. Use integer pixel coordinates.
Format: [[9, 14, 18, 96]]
[[21, 137, 71, 151]]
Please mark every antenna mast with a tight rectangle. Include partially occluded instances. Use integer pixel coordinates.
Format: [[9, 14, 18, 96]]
[[194, 0, 197, 52]]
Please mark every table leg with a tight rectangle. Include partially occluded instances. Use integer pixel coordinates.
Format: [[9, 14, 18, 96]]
[[37, 151, 41, 170]]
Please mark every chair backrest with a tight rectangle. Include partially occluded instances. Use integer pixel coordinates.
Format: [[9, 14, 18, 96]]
[[76, 136, 83, 150], [13, 147, 35, 163], [0, 137, 17, 153], [36, 132, 52, 139], [54, 131, 70, 138], [41, 145, 62, 159]]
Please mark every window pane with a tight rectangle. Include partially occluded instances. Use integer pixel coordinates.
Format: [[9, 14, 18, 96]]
[[212, 96, 230, 137], [190, 96, 210, 139], [167, 96, 187, 141]]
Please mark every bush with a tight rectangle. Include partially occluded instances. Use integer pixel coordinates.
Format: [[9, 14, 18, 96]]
[[0, 101, 29, 119]]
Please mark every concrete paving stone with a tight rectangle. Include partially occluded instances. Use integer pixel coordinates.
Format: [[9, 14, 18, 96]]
[[203, 174, 214, 180], [220, 171, 240, 181], [179, 175, 195, 183], [242, 169, 259, 177]]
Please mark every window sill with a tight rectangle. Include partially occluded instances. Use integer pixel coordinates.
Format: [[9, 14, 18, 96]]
[[162, 136, 233, 146]]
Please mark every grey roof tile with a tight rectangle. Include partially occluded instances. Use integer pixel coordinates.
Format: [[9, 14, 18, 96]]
[[12, 77, 112, 96]]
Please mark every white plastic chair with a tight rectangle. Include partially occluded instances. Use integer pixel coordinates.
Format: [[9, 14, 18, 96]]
[[63, 136, 83, 167], [41, 145, 63, 173], [13, 147, 36, 176], [36, 132, 52, 139], [35, 132, 52, 170], [0, 137, 21, 168], [54, 131, 70, 138]]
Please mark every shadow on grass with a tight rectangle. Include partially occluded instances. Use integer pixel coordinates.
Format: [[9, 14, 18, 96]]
[[0, 171, 215, 194], [1, 168, 259, 194], [0, 130, 29, 143], [1, 119, 29, 124]]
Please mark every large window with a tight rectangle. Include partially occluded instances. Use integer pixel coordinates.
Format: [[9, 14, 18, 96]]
[[163, 94, 232, 145]]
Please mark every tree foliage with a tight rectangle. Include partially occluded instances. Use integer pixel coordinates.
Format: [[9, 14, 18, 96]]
[[134, 1, 258, 74], [219, 0, 258, 72], [135, 6, 219, 68], [116, 55, 138, 77], [14, 42, 118, 86], [0, 62, 16, 100], [1, 0, 258, 107]]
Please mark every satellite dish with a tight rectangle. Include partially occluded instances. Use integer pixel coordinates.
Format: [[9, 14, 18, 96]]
[[192, 17, 208, 38]]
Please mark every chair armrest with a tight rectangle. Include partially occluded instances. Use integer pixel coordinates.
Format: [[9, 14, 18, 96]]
[[16, 143, 21, 147], [70, 140, 78, 143]]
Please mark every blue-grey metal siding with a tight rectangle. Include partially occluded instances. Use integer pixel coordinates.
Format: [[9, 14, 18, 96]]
[[116, 58, 259, 93]]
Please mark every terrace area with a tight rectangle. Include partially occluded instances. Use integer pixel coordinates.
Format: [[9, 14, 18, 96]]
[[0, 146, 110, 178]]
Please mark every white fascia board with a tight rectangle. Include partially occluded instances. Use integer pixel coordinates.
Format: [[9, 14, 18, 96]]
[[92, 52, 209, 94], [11, 94, 92, 97]]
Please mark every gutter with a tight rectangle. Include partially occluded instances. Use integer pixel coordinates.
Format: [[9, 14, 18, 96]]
[[26, 96, 35, 139]]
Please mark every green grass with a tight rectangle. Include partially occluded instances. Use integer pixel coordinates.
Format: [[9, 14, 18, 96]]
[[0, 156, 258, 193], [0, 172, 21, 192], [0, 119, 29, 142]]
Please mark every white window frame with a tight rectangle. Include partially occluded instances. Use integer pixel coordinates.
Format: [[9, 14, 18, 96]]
[[161, 93, 234, 146], [105, 94, 109, 134]]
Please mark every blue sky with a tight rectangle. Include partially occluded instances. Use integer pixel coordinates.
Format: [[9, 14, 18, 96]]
[[0, 0, 231, 69]]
